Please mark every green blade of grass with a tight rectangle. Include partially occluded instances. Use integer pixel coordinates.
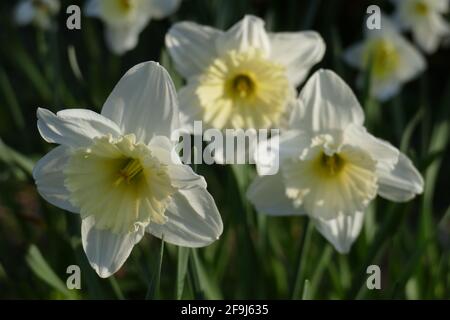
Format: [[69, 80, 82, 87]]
[[302, 279, 310, 300], [0, 139, 34, 176], [25, 245, 76, 299], [176, 246, 190, 299], [188, 248, 205, 299], [308, 245, 333, 299], [146, 239, 165, 300], [291, 218, 313, 299], [109, 276, 125, 300], [3, 41, 51, 101], [0, 66, 25, 130]]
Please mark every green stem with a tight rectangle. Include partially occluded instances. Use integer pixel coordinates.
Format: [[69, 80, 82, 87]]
[[145, 239, 164, 300], [188, 249, 204, 299], [109, 276, 124, 300], [290, 219, 313, 299]]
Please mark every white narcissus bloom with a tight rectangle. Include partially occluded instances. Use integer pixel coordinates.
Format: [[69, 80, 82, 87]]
[[85, 0, 182, 55], [247, 69, 424, 253], [343, 16, 426, 102], [392, 0, 450, 53], [14, 0, 60, 30], [166, 15, 325, 131], [33, 62, 223, 278]]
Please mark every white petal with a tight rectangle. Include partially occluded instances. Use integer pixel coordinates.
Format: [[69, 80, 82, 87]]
[[84, 0, 101, 17], [344, 124, 400, 172], [413, 14, 449, 53], [312, 211, 364, 254], [177, 80, 204, 131], [148, 135, 207, 189], [296, 69, 365, 132], [342, 42, 365, 69], [366, 14, 400, 38], [430, 0, 449, 12], [269, 31, 325, 86], [254, 130, 311, 176], [148, 0, 182, 19], [396, 35, 426, 80], [104, 24, 144, 55], [101, 62, 179, 144], [14, 1, 35, 25], [32, 146, 78, 213], [168, 164, 207, 189], [82, 217, 145, 278], [37, 108, 122, 148], [43, 0, 60, 13], [216, 15, 271, 56], [166, 22, 222, 78], [371, 79, 401, 102], [247, 172, 305, 216], [146, 187, 223, 247], [377, 153, 424, 202]]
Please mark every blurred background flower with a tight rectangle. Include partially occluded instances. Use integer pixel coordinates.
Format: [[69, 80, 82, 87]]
[[391, 0, 450, 53], [15, 0, 61, 30], [343, 15, 426, 101], [85, 0, 182, 54]]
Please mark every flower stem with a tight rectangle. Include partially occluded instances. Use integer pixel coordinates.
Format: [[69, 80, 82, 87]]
[[109, 276, 124, 300], [188, 249, 204, 299], [145, 239, 164, 299], [290, 218, 313, 299]]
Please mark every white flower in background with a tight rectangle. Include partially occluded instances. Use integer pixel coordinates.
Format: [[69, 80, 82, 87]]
[[392, 0, 450, 53], [166, 15, 325, 131], [247, 69, 424, 253], [33, 62, 223, 278], [343, 15, 426, 102], [14, 0, 60, 30], [85, 0, 182, 55]]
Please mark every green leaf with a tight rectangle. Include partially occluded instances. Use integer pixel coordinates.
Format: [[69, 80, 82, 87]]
[[25, 245, 76, 299], [146, 239, 164, 300], [0, 66, 25, 130], [0, 139, 34, 176], [176, 246, 190, 299]]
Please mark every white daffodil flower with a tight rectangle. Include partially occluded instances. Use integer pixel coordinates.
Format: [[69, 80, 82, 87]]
[[392, 0, 450, 53], [247, 69, 424, 253], [14, 0, 60, 30], [343, 15, 426, 102], [33, 62, 223, 278], [85, 0, 182, 55], [166, 15, 325, 131]]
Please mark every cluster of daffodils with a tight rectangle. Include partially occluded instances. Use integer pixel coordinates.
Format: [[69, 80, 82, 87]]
[[14, 0, 61, 30], [32, 14, 425, 277], [33, 62, 222, 277], [344, 1, 450, 101], [247, 70, 424, 253]]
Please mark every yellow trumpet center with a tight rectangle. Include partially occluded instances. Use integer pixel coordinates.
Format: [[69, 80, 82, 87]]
[[114, 158, 144, 186], [414, 1, 429, 16], [231, 74, 256, 98], [195, 47, 290, 129], [366, 39, 400, 79], [119, 0, 133, 12], [318, 153, 345, 177], [64, 134, 175, 234]]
